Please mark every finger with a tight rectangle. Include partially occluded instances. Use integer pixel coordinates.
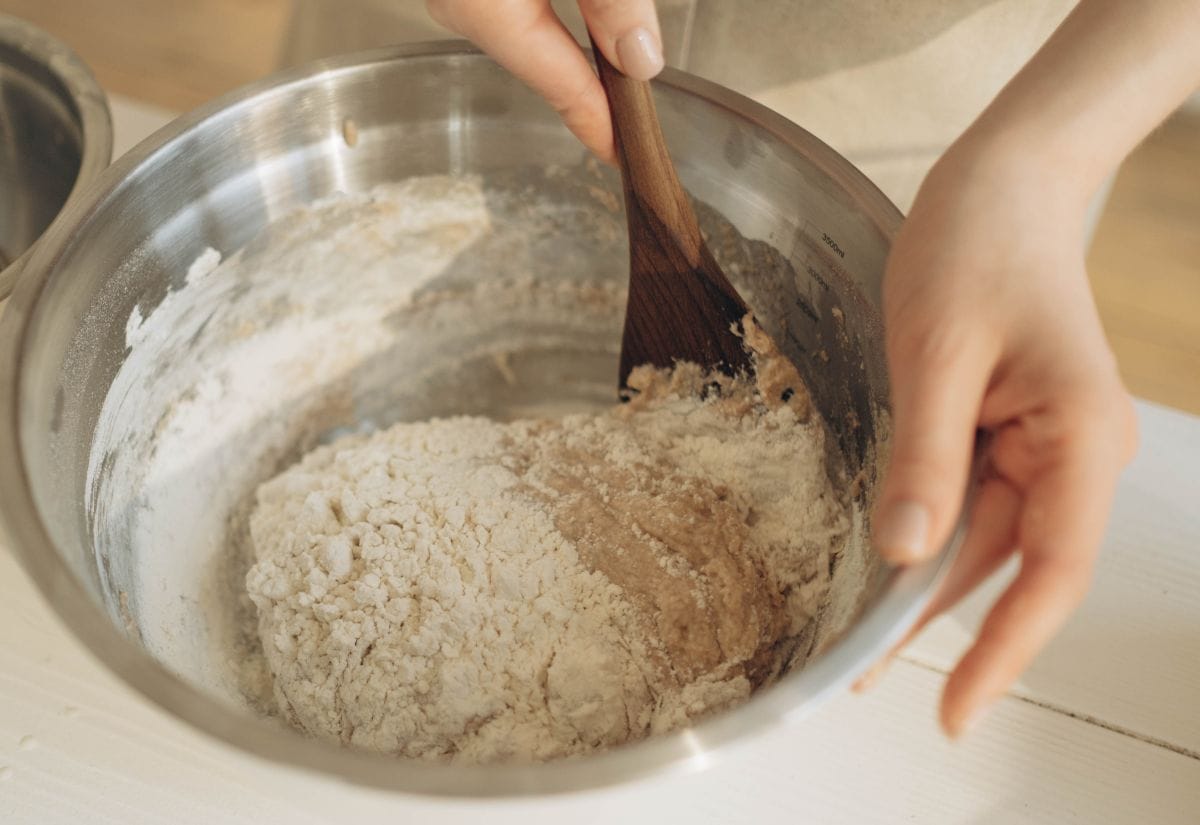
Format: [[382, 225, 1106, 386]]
[[940, 437, 1119, 737], [577, 0, 664, 80], [853, 475, 1019, 693], [874, 324, 995, 565], [428, 0, 615, 159], [916, 473, 1021, 622], [988, 388, 1138, 488]]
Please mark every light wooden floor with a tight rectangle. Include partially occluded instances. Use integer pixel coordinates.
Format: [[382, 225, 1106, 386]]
[[4, 1, 1197, 413], [0, 0, 291, 111], [1088, 110, 1200, 414]]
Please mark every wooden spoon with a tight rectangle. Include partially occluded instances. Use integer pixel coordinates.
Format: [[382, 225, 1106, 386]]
[[591, 42, 754, 393]]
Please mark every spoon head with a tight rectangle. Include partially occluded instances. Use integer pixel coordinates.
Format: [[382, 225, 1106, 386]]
[[618, 205, 753, 392]]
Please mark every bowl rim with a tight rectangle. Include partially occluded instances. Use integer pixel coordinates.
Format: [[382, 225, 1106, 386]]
[[0, 13, 113, 300], [0, 40, 960, 796]]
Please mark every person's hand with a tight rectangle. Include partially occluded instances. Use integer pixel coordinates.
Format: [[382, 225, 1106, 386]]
[[860, 132, 1138, 736], [427, 0, 665, 161]]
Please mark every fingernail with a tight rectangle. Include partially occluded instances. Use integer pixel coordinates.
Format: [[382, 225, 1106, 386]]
[[874, 500, 930, 562], [852, 658, 891, 693], [615, 28, 664, 80], [952, 702, 990, 740]]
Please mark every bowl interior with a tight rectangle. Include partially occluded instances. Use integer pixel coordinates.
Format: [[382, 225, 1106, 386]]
[[3, 46, 932, 794]]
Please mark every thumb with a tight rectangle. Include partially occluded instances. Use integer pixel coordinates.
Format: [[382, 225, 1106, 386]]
[[427, 0, 615, 159], [874, 325, 992, 565], [578, 0, 665, 80]]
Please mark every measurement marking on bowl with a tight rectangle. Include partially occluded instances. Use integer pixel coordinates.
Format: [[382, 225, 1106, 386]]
[[794, 294, 820, 324], [789, 222, 848, 330], [797, 223, 858, 310]]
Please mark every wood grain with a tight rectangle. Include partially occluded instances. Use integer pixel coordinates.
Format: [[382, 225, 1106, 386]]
[[592, 42, 752, 388]]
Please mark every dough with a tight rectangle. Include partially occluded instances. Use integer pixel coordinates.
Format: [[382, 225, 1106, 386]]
[[245, 338, 852, 762]]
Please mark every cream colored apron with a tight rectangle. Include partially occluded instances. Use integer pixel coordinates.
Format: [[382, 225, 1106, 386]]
[[281, 0, 1076, 210]]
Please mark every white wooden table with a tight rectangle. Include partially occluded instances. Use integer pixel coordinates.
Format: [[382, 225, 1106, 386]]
[[1, 97, 1197, 824]]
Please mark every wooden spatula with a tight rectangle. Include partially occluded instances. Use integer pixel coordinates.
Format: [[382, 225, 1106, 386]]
[[591, 42, 754, 393]]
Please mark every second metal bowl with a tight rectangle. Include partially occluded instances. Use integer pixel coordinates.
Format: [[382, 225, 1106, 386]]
[[0, 14, 111, 299]]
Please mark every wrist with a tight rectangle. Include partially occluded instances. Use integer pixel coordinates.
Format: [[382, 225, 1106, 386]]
[[933, 120, 1100, 231]]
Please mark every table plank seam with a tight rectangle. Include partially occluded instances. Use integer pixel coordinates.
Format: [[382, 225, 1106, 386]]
[[898, 655, 1200, 762]]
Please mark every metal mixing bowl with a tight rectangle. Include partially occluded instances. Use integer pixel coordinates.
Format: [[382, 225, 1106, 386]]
[[0, 43, 960, 795], [0, 14, 112, 299]]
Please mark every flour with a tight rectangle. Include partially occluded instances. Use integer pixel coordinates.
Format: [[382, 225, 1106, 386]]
[[90, 175, 496, 706], [185, 246, 221, 285], [246, 335, 850, 762]]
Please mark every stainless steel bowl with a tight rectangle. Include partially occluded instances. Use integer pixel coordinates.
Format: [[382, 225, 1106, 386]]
[[0, 43, 960, 796], [0, 14, 112, 299]]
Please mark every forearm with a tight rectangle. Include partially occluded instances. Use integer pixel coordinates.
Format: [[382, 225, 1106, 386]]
[[957, 0, 1200, 203]]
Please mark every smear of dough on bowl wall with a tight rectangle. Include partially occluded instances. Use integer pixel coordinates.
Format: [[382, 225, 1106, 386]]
[[86, 169, 875, 762]]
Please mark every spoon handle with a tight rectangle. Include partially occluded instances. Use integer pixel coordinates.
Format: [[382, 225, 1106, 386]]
[[591, 40, 704, 264]]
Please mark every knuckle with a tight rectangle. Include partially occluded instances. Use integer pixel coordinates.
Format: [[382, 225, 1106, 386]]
[[887, 320, 973, 374], [581, 0, 624, 15], [551, 76, 601, 119], [1071, 380, 1138, 457], [1018, 375, 1136, 467]]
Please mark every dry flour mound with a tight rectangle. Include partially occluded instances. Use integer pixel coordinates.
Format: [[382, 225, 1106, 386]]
[[246, 345, 851, 762]]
